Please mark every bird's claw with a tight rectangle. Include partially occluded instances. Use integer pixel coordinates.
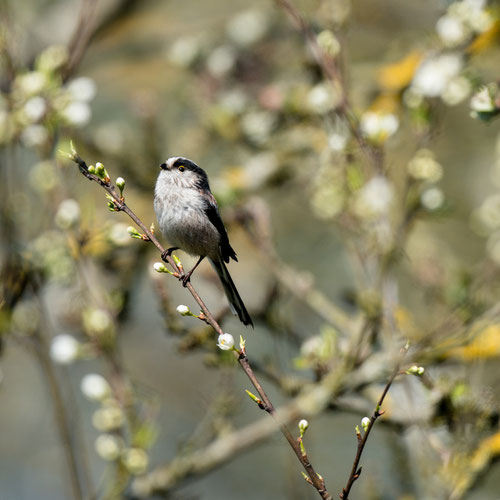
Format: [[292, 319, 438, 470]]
[[161, 247, 178, 263], [180, 273, 191, 287]]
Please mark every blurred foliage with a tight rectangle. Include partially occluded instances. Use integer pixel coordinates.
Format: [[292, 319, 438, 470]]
[[2, 0, 500, 499]]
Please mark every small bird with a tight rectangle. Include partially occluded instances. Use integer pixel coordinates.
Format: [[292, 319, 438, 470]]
[[154, 157, 253, 327]]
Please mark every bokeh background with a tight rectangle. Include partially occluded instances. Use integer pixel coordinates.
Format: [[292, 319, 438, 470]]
[[2, 0, 500, 499]]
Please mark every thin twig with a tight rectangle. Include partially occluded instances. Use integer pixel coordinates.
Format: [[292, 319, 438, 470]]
[[31, 328, 84, 500], [340, 345, 409, 499], [273, 0, 378, 168], [63, 0, 99, 82], [69, 152, 333, 500]]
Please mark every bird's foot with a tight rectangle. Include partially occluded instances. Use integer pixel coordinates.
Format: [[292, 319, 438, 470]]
[[180, 271, 193, 287], [161, 247, 178, 263]]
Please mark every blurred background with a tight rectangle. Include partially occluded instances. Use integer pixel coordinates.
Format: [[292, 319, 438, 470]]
[[1, 0, 500, 499]]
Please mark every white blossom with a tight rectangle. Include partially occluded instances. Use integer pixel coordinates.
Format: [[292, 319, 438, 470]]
[[408, 149, 443, 182], [167, 36, 201, 67], [80, 374, 111, 401], [218, 89, 248, 114], [55, 199, 81, 229], [356, 176, 394, 216], [206, 46, 236, 78], [360, 112, 399, 142], [24, 96, 47, 122], [95, 434, 123, 461], [20, 124, 48, 147], [226, 9, 268, 47], [411, 53, 463, 97], [470, 85, 497, 113], [62, 101, 91, 126], [92, 403, 124, 431], [85, 308, 113, 335], [442, 76, 471, 105], [50, 334, 80, 364], [317, 30, 340, 56], [16, 72, 46, 95], [477, 194, 500, 230], [217, 333, 235, 351], [307, 83, 340, 114], [241, 110, 276, 144], [421, 187, 445, 210], [66, 77, 96, 102], [436, 15, 470, 47]]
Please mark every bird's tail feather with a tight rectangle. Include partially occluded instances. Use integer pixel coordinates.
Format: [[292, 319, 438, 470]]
[[210, 258, 253, 327]]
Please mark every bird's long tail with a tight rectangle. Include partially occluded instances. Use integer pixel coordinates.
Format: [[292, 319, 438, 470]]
[[209, 258, 253, 327]]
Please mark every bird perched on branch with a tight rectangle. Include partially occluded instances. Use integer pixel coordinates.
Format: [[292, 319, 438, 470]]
[[154, 157, 253, 327]]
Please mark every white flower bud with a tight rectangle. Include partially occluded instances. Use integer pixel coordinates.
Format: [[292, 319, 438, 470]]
[[217, 333, 235, 351], [95, 162, 105, 176], [153, 262, 168, 273], [421, 187, 444, 211], [92, 403, 124, 431], [116, 177, 125, 193], [122, 448, 149, 475], [361, 417, 370, 432], [50, 334, 80, 364], [406, 365, 425, 376], [80, 373, 111, 401], [176, 304, 191, 316], [298, 419, 309, 434], [95, 434, 123, 461]]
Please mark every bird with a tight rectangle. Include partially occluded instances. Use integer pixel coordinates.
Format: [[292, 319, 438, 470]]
[[154, 156, 253, 327]]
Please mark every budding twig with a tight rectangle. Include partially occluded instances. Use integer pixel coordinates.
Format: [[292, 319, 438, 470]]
[[340, 345, 409, 499], [68, 149, 333, 500]]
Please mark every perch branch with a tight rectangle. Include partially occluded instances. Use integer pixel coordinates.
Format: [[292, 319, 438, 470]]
[[69, 151, 333, 500]]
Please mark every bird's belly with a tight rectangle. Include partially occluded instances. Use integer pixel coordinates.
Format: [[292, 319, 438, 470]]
[[160, 206, 220, 258]]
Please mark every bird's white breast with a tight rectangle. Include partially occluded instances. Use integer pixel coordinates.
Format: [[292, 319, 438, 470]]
[[154, 173, 220, 258]]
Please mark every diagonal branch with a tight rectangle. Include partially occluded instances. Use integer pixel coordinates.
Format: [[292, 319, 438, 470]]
[[69, 151, 333, 500]]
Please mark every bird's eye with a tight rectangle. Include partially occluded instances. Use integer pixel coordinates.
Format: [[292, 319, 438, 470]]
[[178, 165, 185, 172]]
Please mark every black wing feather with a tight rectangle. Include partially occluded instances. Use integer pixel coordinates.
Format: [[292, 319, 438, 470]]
[[203, 197, 237, 263]]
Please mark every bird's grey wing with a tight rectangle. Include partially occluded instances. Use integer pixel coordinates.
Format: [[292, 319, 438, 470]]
[[203, 193, 237, 263]]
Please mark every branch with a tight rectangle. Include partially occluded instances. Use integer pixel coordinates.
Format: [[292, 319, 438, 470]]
[[273, 0, 378, 168], [68, 150, 333, 500], [340, 345, 409, 499]]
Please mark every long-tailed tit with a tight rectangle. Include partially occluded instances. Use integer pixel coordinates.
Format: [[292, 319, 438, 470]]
[[154, 157, 253, 327]]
